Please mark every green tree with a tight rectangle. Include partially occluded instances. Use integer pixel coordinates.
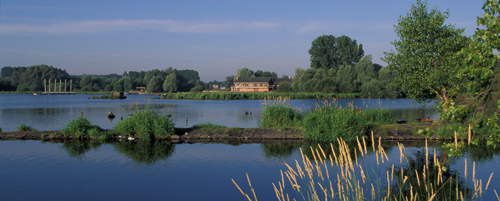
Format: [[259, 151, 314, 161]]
[[308, 35, 364, 70], [382, 0, 468, 112], [147, 76, 164, 93], [336, 65, 355, 93], [275, 81, 294, 92], [163, 73, 178, 92], [236, 67, 254, 78]]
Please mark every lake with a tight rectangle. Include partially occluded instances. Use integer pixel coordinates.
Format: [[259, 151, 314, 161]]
[[2, 94, 499, 200], [0, 140, 499, 200], [0, 94, 439, 132]]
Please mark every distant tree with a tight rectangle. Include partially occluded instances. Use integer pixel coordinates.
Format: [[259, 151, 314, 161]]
[[236, 67, 254, 78], [225, 76, 234, 91], [353, 55, 377, 92], [373, 63, 383, 75], [113, 81, 124, 92], [314, 77, 336, 93], [382, 0, 468, 111], [336, 65, 355, 93], [275, 81, 294, 92], [309, 35, 364, 70], [281, 74, 289, 79], [190, 85, 204, 92], [147, 76, 165, 93], [121, 76, 134, 92], [163, 73, 178, 92]]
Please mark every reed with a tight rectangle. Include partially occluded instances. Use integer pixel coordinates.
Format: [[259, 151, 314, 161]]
[[258, 98, 303, 128], [233, 137, 499, 201], [302, 104, 395, 142]]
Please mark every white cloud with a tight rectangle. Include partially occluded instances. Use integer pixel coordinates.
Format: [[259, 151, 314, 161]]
[[0, 19, 281, 34]]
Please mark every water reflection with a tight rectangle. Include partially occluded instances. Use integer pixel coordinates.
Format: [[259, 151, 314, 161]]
[[261, 142, 301, 158], [390, 150, 471, 200], [61, 140, 104, 159], [112, 141, 175, 165]]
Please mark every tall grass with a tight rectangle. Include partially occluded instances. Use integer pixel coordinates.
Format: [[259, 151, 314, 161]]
[[233, 136, 499, 201], [259, 99, 303, 128], [17, 124, 37, 131], [162, 92, 360, 100], [61, 117, 108, 139], [113, 110, 174, 140], [302, 104, 395, 141]]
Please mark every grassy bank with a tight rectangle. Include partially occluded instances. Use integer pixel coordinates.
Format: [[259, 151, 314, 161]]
[[161, 92, 359, 100]]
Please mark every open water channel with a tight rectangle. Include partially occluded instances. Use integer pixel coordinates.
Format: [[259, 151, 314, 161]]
[[1, 94, 499, 200]]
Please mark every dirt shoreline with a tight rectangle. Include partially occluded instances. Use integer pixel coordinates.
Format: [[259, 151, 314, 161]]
[[0, 122, 452, 142]]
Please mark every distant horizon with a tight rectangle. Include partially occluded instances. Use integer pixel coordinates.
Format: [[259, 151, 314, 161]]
[[0, 0, 485, 82]]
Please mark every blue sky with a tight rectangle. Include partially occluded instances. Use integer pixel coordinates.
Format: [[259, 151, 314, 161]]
[[0, 0, 485, 82]]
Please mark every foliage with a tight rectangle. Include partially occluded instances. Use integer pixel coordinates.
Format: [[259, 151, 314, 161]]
[[383, 0, 468, 112], [436, 123, 464, 139], [275, 81, 293, 92], [258, 101, 303, 128], [302, 105, 395, 141], [308, 35, 364, 69], [61, 117, 108, 139], [189, 85, 204, 92], [113, 110, 174, 140], [17, 124, 37, 131], [163, 73, 178, 92]]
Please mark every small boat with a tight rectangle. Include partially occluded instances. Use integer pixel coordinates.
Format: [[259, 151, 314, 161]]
[[33, 93, 38, 95]]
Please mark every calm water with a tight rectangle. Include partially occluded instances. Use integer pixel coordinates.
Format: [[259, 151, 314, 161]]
[[0, 140, 499, 201], [0, 94, 439, 132], [4, 94, 498, 200]]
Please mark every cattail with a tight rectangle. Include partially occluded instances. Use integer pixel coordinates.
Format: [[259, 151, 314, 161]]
[[486, 173, 493, 190], [415, 169, 420, 186], [372, 131, 375, 152]]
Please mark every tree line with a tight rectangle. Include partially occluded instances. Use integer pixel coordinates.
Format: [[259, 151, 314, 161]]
[[0, 65, 204, 93]]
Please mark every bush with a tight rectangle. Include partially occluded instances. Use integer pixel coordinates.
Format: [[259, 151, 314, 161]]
[[61, 117, 107, 139], [113, 110, 174, 140], [190, 85, 204, 93], [192, 122, 227, 129], [18, 124, 37, 131], [302, 105, 395, 141], [258, 102, 303, 128]]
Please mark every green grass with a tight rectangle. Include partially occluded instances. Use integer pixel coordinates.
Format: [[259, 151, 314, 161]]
[[258, 101, 303, 128], [113, 110, 174, 140], [61, 117, 108, 139], [302, 105, 395, 141], [192, 122, 227, 129], [17, 124, 37, 131]]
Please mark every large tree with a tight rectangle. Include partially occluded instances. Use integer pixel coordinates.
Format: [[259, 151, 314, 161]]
[[382, 0, 468, 112], [308, 35, 364, 70]]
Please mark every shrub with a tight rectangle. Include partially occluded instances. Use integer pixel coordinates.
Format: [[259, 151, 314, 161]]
[[258, 102, 303, 128], [18, 124, 37, 131], [302, 105, 395, 141], [113, 110, 174, 140], [61, 117, 107, 139]]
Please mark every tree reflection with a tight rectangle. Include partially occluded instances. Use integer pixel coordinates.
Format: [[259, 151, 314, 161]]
[[113, 140, 175, 165], [61, 140, 105, 159], [261, 142, 301, 159]]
